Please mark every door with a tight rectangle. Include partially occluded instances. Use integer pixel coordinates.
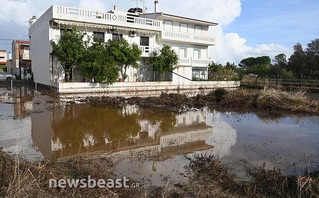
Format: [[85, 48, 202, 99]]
[[164, 20, 173, 31], [179, 48, 187, 58], [180, 22, 188, 33], [194, 25, 202, 34], [194, 49, 200, 59]]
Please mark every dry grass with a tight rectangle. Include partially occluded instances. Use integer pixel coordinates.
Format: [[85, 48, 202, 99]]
[[0, 150, 142, 198], [170, 154, 319, 198], [218, 88, 319, 114], [1, 150, 319, 197]]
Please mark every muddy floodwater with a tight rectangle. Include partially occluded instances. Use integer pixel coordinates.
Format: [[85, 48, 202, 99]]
[[1, 85, 319, 186]]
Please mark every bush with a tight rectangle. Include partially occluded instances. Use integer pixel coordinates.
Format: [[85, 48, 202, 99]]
[[214, 88, 227, 102]]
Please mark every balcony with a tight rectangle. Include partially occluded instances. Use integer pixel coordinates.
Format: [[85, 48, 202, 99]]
[[161, 31, 216, 45], [52, 5, 162, 32], [139, 46, 153, 57], [178, 58, 211, 67]]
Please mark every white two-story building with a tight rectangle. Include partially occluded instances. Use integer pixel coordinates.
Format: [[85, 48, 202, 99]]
[[28, 1, 218, 90]]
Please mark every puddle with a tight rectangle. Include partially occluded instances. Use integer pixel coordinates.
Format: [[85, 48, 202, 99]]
[[0, 85, 319, 185]]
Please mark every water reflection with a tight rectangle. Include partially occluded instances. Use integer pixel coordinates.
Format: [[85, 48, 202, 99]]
[[1, 86, 319, 184], [0, 86, 40, 159], [31, 103, 214, 160]]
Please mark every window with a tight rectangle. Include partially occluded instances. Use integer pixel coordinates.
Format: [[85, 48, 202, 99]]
[[179, 47, 187, 58], [0, 56, 4, 59], [93, 32, 105, 42], [163, 20, 173, 31], [179, 22, 188, 33], [140, 36, 149, 46], [60, 28, 72, 35], [193, 49, 201, 59], [194, 25, 202, 34], [112, 33, 123, 42]]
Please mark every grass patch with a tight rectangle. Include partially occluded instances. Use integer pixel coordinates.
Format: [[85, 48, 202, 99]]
[[218, 88, 319, 114], [0, 149, 142, 197], [170, 154, 319, 198]]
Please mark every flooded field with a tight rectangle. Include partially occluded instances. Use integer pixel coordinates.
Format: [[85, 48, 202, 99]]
[[1, 85, 319, 187]]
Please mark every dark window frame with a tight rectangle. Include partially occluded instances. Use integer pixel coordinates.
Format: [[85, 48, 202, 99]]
[[140, 36, 149, 46], [93, 31, 105, 42], [112, 33, 123, 42]]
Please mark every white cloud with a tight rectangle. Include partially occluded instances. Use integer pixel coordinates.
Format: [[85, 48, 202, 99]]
[[159, 0, 241, 26], [0, 0, 32, 26], [157, 0, 292, 64], [211, 26, 293, 64]]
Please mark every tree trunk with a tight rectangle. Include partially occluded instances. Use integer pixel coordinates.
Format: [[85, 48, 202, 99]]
[[121, 66, 128, 81], [160, 73, 164, 81], [65, 72, 70, 82]]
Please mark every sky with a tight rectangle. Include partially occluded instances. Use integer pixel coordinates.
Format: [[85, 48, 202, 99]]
[[0, 0, 318, 64]]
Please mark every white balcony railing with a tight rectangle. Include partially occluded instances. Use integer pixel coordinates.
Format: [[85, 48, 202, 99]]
[[52, 5, 162, 31], [139, 46, 152, 56], [178, 58, 211, 67], [161, 31, 216, 45]]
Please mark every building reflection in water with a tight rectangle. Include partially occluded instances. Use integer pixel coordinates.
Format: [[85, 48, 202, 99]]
[[0, 86, 41, 160], [31, 102, 216, 160]]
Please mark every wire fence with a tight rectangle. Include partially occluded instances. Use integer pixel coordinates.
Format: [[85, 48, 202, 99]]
[[241, 77, 319, 89]]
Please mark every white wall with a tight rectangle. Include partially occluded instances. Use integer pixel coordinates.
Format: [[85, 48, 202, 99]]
[[29, 7, 54, 86], [172, 66, 192, 84], [29, 5, 214, 87]]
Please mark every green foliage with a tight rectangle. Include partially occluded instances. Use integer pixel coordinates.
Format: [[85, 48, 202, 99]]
[[80, 42, 119, 84], [0, 65, 6, 72], [208, 61, 239, 81], [51, 27, 87, 81], [149, 45, 179, 80], [287, 39, 319, 78], [288, 43, 307, 77], [306, 39, 319, 77], [281, 69, 293, 79], [239, 56, 271, 77], [107, 39, 141, 81]]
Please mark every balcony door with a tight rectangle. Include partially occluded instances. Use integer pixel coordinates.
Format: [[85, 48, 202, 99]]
[[179, 48, 187, 58], [140, 37, 150, 53], [194, 49, 201, 59], [194, 25, 202, 35], [164, 20, 173, 31], [180, 22, 188, 33]]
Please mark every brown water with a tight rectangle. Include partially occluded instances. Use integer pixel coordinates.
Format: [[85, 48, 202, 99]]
[[1, 86, 319, 186]]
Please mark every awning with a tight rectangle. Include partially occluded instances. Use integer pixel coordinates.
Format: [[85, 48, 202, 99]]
[[54, 20, 160, 34]]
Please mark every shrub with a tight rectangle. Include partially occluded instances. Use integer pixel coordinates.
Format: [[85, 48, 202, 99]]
[[214, 88, 227, 102]]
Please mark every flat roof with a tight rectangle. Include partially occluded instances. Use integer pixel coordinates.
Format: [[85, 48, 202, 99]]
[[141, 12, 218, 26], [13, 40, 29, 44]]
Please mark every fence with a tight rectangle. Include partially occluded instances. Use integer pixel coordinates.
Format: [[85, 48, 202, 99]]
[[241, 77, 319, 89]]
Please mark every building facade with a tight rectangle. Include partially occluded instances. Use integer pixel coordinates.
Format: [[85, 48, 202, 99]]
[[0, 50, 7, 68], [6, 40, 31, 79], [29, 3, 217, 87]]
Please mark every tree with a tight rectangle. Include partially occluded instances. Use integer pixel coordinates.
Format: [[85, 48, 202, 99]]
[[208, 61, 239, 81], [107, 39, 141, 81], [288, 43, 307, 77], [80, 42, 119, 84], [306, 38, 319, 78], [239, 56, 271, 77], [149, 45, 179, 81], [269, 54, 287, 77], [225, 62, 237, 70], [208, 61, 223, 73], [51, 27, 86, 81]]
